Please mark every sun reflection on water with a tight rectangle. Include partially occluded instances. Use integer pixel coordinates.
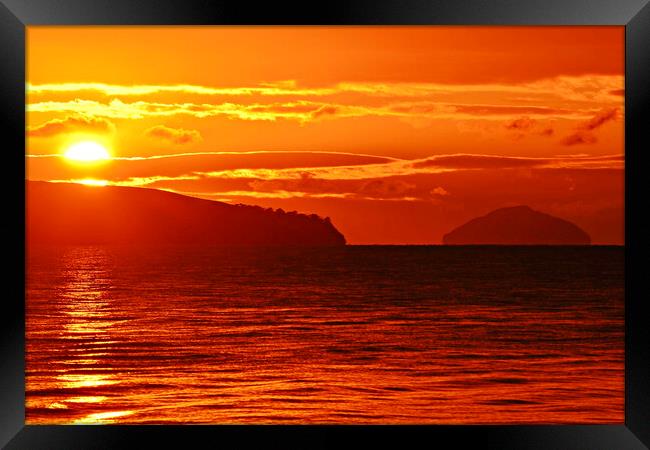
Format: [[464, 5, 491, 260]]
[[56, 373, 119, 389], [66, 396, 108, 404], [74, 410, 136, 424], [49, 247, 131, 422]]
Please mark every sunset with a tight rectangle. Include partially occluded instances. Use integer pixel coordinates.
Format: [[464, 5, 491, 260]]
[[26, 26, 624, 244], [26, 26, 624, 425]]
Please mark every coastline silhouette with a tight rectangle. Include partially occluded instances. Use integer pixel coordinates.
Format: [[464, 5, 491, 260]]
[[27, 181, 346, 246]]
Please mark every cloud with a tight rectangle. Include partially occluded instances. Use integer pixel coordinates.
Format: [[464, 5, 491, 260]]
[[106, 150, 397, 163], [411, 153, 622, 170], [186, 154, 623, 184], [27, 75, 624, 103], [27, 150, 624, 203], [247, 175, 424, 201], [28, 99, 349, 122], [357, 179, 417, 197], [581, 108, 619, 131], [388, 102, 581, 119], [204, 190, 352, 200], [47, 175, 200, 187], [504, 117, 555, 139], [561, 132, 598, 146], [144, 125, 202, 145], [27, 81, 333, 97], [455, 105, 568, 116], [27, 75, 623, 127], [27, 115, 115, 137], [340, 75, 624, 103], [310, 105, 339, 119], [413, 154, 546, 169], [30, 151, 622, 205], [505, 117, 536, 130], [199, 160, 423, 181], [559, 108, 620, 146], [431, 187, 450, 196], [28, 98, 595, 125]]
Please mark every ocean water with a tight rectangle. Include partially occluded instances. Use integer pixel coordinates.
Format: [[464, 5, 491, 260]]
[[26, 245, 624, 424]]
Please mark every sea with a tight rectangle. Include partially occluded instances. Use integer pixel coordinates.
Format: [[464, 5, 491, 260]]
[[26, 245, 624, 424]]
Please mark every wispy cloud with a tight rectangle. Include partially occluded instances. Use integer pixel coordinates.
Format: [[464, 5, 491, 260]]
[[27, 98, 598, 124], [26, 81, 334, 97], [181, 190, 354, 200], [27, 115, 115, 137], [27, 75, 623, 102], [26, 75, 623, 127], [561, 132, 599, 146], [505, 117, 536, 131], [412, 153, 623, 170], [144, 125, 202, 145], [47, 174, 200, 187], [581, 108, 619, 131], [26, 150, 398, 169], [31, 152, 623, 202], [560, 107, 621, 146]]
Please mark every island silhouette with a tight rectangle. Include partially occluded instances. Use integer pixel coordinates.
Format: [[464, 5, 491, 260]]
[[443, 205, 591, 245], [27, 181, 346, 246]]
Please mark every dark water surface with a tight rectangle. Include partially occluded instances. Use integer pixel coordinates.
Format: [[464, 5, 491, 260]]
[[26, 246, 624, 424]]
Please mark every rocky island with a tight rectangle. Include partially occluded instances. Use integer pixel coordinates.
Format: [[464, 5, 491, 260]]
[[442, 205, 591, 245]]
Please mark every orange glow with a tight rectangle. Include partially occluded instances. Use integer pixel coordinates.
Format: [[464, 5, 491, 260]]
[[25, 26, 624, 244], [76, 178, 109, 187], [24, 27, 625, 426]]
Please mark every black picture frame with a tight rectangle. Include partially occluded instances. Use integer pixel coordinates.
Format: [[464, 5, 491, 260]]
[[2, 1, 648, 448]]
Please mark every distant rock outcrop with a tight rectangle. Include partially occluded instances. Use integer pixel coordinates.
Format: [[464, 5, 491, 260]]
[[27, 181, 346, 246], [442, 205, 591, 245]]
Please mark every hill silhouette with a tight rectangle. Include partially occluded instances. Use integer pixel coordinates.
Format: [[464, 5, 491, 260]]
[[27, 181, 346, 246], [442, 205, 591, 245]]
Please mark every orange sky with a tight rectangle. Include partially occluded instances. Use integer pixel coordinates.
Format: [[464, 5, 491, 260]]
[[26, 26, 624, 244]]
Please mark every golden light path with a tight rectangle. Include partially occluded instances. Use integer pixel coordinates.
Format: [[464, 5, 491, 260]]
[[77, 179, 109, 187]]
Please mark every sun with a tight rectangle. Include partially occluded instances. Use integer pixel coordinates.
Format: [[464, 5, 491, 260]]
[[63, 141, 111, 162]]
